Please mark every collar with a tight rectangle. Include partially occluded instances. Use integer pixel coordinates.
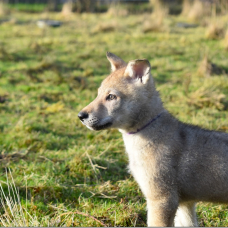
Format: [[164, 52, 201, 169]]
[[127, 112, 164, 135]]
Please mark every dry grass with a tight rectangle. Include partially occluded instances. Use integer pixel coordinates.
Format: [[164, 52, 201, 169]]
[[143, 0, 168, 33], [142, 17, 164, 33], [106, 4, 128, 17], [181, 0, 228, 23], [205, 23, 224, 40], [187, 86, 225, 110], [188, 0, 204, 21], [61, 1, 73, 18], [197, 55, 223, 77], [223, 30, 228, 50], [181, 0, 192, 17], [150, 0, 168, 16], [0, 2, 10, 16], [91, 21, 118, 34], [217, 0, 228, 15], [187, 0, 212, 21], [0, 170, 108, 227], [0, 170, 39, 227]]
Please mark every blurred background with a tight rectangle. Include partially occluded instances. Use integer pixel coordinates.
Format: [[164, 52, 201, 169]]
[[0, 0, 228, 227]]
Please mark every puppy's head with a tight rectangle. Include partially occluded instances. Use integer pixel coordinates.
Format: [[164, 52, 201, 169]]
[[78, 52, 154, 131]]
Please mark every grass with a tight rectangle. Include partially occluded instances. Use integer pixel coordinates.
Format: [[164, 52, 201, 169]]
[[205, 23, 224, 40], [0, 9, 228, 227], [142, 1, 168, 33], [7, 3, 47, 13], [224, 30, 228, 50], [182, 0, 212, 22]]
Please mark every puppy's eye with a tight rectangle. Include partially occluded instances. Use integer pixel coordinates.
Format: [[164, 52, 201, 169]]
[[106, 94, 117, 101]]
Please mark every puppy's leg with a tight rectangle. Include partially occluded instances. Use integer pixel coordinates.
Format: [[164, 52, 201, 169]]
[[174, 202, 198, 227], [147, 197, 178, 227]]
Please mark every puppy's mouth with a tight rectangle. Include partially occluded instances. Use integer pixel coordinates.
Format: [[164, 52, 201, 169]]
[[91, 121, 112, 131], [81, 116, 113, 131]]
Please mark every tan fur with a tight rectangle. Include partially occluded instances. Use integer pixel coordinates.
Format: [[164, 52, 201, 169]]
[[78, 53, 228, 227]]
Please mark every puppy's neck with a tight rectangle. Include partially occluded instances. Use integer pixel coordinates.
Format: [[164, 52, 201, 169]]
[[119, 90, 165, 134]]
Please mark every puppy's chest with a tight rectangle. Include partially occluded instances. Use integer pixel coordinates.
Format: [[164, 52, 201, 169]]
[[124, 137, 156, 175], [123, 136, 157, 195]]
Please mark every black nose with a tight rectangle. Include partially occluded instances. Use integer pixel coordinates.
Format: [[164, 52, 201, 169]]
[[78, 111, 89, 121]]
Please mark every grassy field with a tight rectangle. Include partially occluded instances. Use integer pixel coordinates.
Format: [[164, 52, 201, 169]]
[[0, 7, 228, 226]]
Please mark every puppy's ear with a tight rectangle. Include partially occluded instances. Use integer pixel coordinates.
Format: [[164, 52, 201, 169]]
[[124, 59, 151, 84], [106, 52, 126, 72]]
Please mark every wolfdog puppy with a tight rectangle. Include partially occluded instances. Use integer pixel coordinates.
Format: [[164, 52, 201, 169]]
[[78, 52, 228, 227]]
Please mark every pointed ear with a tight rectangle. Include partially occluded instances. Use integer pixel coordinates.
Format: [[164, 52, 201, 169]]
[[106, 52, 126, 72], [124, 59, 151, 84]]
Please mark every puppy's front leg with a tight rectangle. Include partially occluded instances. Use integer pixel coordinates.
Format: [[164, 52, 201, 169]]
[[147, 197, 178, 227]]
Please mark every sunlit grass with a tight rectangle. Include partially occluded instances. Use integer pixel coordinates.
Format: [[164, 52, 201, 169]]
[[0, 10, 228, 226]]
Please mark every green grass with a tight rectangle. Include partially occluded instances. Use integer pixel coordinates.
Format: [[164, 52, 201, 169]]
[[7, 4, 48, 13], [0, 11, 228, 226]]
